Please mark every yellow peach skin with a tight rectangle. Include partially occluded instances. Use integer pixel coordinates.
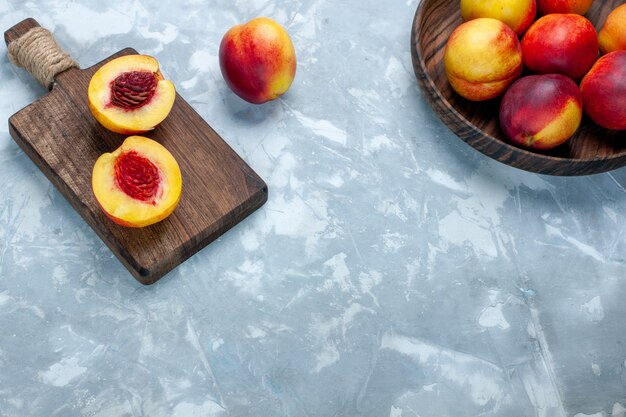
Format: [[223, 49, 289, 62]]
[[461, 0, 537, 36], [445, 18, 523, 101], [219, 17, 296, 104], [92, 136, 182, 228], [598, 4, 626, 54], [88, 55, 176, 134], [529, 100, 581, 147]]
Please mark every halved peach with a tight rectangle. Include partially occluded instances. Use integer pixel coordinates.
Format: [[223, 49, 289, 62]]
[[88, 55, 176, 134], [92, 136, 182, 227]]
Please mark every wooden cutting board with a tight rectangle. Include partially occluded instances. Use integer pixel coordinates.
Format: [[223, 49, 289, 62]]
[[5, 18, 268, 284]]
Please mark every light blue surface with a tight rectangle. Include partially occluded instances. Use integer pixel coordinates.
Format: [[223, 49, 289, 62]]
[[1, 1, 625, 416]]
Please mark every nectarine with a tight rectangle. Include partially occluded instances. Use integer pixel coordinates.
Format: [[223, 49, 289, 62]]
[[88, 55, 176, 134], [580, 51, 626, 130], [500, 74, 582, 150], [460, 0, 537, 36], [219, 17, 296, 104], [444, 18, 522, 101], [92, 136, 182, 227], [537, 0, 593, 15], [598, 4, 626, 55], [521, 14, 598, 81]]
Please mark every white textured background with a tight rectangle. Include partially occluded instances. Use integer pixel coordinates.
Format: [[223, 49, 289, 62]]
[[0, 1, 625, 416]]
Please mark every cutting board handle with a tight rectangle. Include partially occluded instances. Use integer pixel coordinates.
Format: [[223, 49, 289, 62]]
[[4, 18, 78, 90]]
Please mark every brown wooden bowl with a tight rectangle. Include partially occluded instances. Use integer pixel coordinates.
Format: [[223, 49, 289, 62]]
[[411, 0, 626, 176]]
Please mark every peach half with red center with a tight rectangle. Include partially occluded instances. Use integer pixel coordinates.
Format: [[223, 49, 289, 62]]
[[219, 17, 296, 104], [92, 136, 182, 228], [499, 74, 582, 150], [88, 55, 176, 134]]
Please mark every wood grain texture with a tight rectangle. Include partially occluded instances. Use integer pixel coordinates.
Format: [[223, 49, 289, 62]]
[[411, 0, 626, 176], [7, 47, 268, 284], [4, 17, 39, 45]]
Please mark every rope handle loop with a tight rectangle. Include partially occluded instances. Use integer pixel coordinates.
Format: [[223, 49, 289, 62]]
[[5, 19, 78, 90]]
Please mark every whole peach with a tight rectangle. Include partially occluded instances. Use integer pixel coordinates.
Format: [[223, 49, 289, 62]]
[[580, 51, 626, 130], [460, 0, 537, 35], [444, 18, 522, 101], [521, 14, 598, 81], [219, 17, 296, 104], [537, 0, 593, 15], [500, 74, 582, 150], [598, 4, 626, 54]]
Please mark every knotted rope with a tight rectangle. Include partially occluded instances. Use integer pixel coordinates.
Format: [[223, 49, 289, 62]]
[[7, 26, 78, 90]]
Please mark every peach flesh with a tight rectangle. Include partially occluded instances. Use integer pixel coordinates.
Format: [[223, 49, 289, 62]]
[[88, 55, 176, 134], [92, 135, 182, 228], [110, 71, 158, 110], [114, 151, 161, 203]]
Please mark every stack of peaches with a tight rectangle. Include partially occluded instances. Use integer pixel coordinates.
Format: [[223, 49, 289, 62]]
[[444, 0, 626, 150]]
